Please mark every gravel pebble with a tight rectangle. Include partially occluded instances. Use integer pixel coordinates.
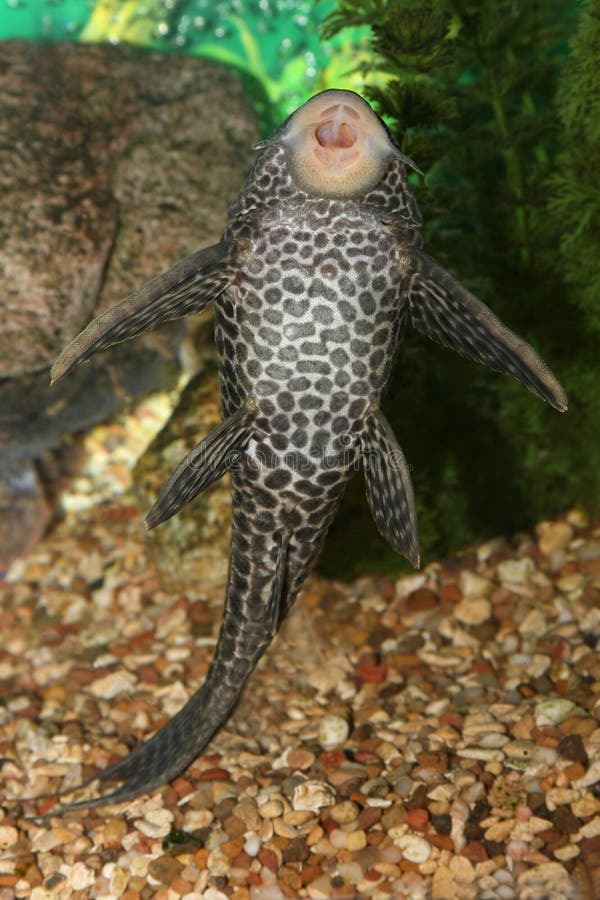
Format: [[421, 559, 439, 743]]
[[318, 714, 349, 749], [2, 406, 598, 899]]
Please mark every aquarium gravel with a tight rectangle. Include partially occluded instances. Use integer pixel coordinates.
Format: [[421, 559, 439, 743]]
[[1, 402, 599, 898]]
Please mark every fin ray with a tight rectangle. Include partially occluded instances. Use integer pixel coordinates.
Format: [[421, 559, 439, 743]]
[[408, 251, 568, 412], [360, 410, 420, 568], [51, 243, 230, 383], [265, 532, 290, 636], [145, 404, 254, 529]]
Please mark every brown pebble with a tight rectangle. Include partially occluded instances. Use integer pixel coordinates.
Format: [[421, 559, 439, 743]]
[[441, 582, 462, 602], [400, 858, 421, 873], [103, 817, 128, 848], [416, 751, 448, 772], [483, 840, 505, 858], [170, 877, 194, 895], [554, 806, 581, 835], [287, 748, 316, 770], [223, 814, 247, 839], [198, 767, 230, 781], [363, 831, 382, 848], [580, 835, 600, 867], [407, 587, 439, 610], [233, 851, 252, 868], [258, 848, 279, 873], [382, 804, 407, 829], [282, 837, 309, 863], [407, 808, 429, 832], [564, 762, 587, 782], [559, 716, 597, 737], [558, 734, 590, 767], [214, 797, 237, 820], [221, 837, 246, 859], [406, 784, 429, 809], [193, 848, 208, 869], [538, 827, 563, 848], [388, 652, 421, 669], [462, 841, 488, 863], [429, 833, 454, 852], [357, 662, 387, 683], [439, 710, 463, 731], [320, 750, 346, 768], [301, 865, 324, 885], [358, 806, 382, 830], [148, 855, 184, 885]]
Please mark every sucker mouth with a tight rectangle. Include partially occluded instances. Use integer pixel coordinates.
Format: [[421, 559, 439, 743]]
[[314, 103, 359, 149], [315, 120, 357, 148], [284, 89, 395, 197], [312, 104, 361, 169]]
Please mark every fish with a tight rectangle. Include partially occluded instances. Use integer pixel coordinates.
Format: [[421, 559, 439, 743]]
[[48, 89, 567, 810]]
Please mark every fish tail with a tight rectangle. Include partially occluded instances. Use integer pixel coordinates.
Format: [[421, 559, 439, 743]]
[[48, 508, 296, 811]]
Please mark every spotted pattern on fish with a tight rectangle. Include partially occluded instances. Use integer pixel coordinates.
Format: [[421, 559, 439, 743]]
[[47, 89, 567, 811]]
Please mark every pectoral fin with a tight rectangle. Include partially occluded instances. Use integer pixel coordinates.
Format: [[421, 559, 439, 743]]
[[51, 243, 230, 383], [145, 402, 255, 529], [360, 410, 420, 568], [408, 251, 568, 412]]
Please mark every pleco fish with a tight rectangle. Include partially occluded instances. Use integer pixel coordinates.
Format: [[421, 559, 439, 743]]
[[49, 89, 567, 810]]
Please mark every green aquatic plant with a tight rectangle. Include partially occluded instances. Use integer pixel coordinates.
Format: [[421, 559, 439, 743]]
[[77, 0, 388, 130], [319, 0, 597, 576], [549, 0, 600, 333]]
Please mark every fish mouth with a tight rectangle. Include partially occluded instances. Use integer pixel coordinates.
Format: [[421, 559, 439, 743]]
[[315, 104, 359, 148], [284, 90, 395, 197], [313, 103, 361, 169]]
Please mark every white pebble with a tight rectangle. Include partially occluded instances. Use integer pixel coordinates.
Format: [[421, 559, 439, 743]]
[[535, 698, 577, 725], [497, 557, 534, 584], [329, 828, 348, 849], [61, 861, 96, 890], [459, 570, 493, 598], [88, 669, 137, 699], [244, 833, 261, 856], [396, 833, 431, 863], [458, 747, 505, 762], [0, 825, 18, 848], [318, 714, 349, 749], [337, 862, 364, 884], [454, 596, 491, 625], [134, 806, 174, 838], [292, 780, 336, 812], [250, 884, 285, 900]]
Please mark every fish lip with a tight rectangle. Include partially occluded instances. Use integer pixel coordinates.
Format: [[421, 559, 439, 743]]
[[315, 119, 358, 150]]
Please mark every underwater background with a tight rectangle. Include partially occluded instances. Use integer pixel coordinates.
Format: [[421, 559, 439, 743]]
[[1, 0, 597, 576], [0, 0, 384, 131]]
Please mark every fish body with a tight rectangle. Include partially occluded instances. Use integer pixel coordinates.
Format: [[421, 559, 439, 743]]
[[49, 90, 566, 809]]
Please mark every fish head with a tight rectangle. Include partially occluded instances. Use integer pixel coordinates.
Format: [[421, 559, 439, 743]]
[[278, 89, 404, 199], [231, 90, 421, 221]]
